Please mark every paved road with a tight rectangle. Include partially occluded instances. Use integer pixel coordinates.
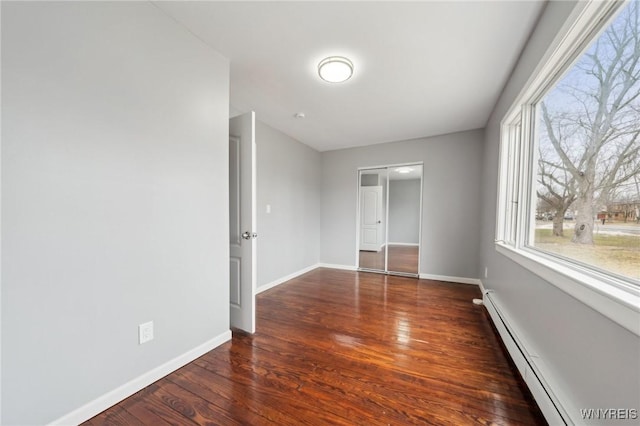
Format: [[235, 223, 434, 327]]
[[596, 223, 640, 235], [536, 221, 640, 236]]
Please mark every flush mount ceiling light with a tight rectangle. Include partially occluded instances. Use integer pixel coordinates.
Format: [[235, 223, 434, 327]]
[[318, 56, 354, 83]]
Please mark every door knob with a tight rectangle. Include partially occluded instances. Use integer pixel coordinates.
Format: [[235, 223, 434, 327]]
[[242, 231, 258, 240]]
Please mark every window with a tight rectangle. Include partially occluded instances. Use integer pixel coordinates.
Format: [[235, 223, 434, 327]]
[[497, 0, 640, 335], [496, 117, 521, 246]]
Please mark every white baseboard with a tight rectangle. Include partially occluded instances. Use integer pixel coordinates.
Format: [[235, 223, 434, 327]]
[[256, 263, 361, 295], [483, 290, 573, 425], [317, 263, 358, 271], [388, 242, 419, 246], [256, 263, 320, 294], [418, 273, 481, 286], [317, 266, 480, 286], [48, 330, 232, 426]]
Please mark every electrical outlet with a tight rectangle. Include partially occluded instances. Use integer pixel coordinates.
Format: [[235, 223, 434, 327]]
[[484, 267, 489, 278], [139, 321, 154, 344]]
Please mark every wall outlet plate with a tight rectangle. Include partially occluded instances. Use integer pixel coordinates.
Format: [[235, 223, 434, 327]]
[[139, 321, 154, 344]]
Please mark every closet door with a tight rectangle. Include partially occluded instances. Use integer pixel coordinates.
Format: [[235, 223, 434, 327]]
[[386, 165, 423, 275]]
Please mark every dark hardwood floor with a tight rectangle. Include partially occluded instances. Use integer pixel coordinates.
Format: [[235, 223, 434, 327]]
[[359, 245, 419, 274], [84, 268, 546, 425]]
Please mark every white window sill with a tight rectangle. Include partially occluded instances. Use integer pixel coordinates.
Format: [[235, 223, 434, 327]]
[[495, 242, 640, 337]]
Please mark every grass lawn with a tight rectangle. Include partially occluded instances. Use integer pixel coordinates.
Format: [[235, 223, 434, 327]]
[[534, 229, 639, 280]]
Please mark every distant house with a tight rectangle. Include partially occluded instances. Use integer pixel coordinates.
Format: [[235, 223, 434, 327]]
[[605, 200, 640, 222]]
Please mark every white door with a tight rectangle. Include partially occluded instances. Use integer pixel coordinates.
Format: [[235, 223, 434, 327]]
[[229, 111, 256, 333], [360, 186, 383, 251]]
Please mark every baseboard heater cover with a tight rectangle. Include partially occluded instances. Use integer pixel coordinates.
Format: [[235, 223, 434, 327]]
[[483, 289, 571, 425]]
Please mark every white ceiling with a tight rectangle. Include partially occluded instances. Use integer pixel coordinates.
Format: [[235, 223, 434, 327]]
[[155, 1, 546, 152]]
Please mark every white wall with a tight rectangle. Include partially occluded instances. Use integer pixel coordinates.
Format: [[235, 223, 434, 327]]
[[479, 1, 640, 423], [321, 130, 483, 280], [256, 121, 321, 291], [1, 2, 230, 424]]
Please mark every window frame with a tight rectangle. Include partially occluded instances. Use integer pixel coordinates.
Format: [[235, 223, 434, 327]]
[[496, 0, 640, 337]]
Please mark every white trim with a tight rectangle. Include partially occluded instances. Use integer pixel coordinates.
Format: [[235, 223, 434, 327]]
[[249, 111, 257, 333], [418, 273, 481, 286], [479, 279, 487, 294], [357, 161, 424, 172], [356, 162, 424, 273], [497, 244, 640, 337], [384, 172, 389, 272], [256, 264, 320, 294], [48, 331, 232, 426], [318, 263, 358, 271], [320, 265, 481, 286], [387, 242, 419, 247], [500, 1, 614, 126], [417, 166, 424, 275]]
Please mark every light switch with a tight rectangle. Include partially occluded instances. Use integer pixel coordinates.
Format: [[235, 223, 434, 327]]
[[266, 204, 271, 214]]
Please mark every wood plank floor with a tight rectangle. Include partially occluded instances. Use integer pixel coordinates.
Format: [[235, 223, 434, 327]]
[[84, 268, 546, 425]]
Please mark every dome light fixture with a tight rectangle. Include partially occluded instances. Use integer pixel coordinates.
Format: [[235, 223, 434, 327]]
[[318, 56, 354, 83]]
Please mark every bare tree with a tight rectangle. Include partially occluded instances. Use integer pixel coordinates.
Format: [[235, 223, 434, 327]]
[[537, 109, 578, 236], [538, 1, 640, 244]]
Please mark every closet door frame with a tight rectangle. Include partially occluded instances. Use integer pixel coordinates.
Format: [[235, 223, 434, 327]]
[[355, 162, 423, 277]]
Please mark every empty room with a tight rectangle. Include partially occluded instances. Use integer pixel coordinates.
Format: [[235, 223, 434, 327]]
[[1, 1, 639, 425]]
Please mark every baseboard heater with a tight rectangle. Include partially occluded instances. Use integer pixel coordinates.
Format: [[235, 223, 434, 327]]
[[482, 289, 572, 425]]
